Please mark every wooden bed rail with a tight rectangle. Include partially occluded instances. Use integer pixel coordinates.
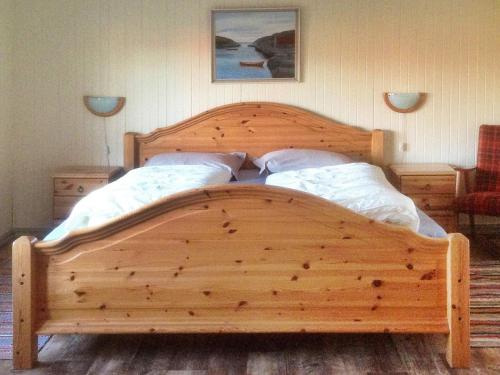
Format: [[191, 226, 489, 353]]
[[12, 185, 470, 369]]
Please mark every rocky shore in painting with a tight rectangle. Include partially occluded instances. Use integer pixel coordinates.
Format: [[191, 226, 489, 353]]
[[215, 36, 240, 49], [253, 30, 295, 78]]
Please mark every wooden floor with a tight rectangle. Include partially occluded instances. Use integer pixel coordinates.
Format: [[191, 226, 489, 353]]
[[1, 230, 499, 375]]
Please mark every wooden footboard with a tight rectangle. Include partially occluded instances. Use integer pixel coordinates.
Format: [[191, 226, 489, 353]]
[[12, 185, 470, 369]]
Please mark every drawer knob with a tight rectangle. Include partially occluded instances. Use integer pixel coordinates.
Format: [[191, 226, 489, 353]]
[[77, 185, 84, 193]]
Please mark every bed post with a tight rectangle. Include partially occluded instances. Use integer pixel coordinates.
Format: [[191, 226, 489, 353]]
[[12, 236, 38, 369], [371, 129, 384, 167], [446, 233, 470, 368], [124, 132, 140, 171]]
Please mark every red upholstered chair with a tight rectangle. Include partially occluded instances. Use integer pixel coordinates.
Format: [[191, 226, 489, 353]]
[[455, 125, 500, 237]]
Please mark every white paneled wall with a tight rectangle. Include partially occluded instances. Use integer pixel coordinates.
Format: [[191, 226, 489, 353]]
[[11, 0, 500, 228], [0, 0, 14, 237]]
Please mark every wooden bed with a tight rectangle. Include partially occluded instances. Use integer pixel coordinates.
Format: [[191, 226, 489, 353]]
[[13, 102, 470, 369]]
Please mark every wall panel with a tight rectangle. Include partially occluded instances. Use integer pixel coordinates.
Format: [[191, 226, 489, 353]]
[[10, 0, 500, 228], [0, 0, 14, 237]]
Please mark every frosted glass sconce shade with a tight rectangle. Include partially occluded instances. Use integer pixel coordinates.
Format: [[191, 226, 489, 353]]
[[84, 96, 126, 117], [383, 92, 425, 113]]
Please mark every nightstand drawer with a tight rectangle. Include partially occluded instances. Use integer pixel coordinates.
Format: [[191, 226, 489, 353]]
[[53, 196, 80, 219], [411, 195, 455, 211], [54, 178, 107, 196], [400, 176, 455, 195]]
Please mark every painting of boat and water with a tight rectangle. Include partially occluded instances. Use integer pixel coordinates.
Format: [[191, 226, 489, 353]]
[[212, 9, 299, 82]]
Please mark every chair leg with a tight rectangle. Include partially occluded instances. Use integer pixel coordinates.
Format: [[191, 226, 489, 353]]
[[468, 213, 476, 238]]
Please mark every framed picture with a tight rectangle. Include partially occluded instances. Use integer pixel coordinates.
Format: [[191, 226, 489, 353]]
[[211, 8, 300, 82]]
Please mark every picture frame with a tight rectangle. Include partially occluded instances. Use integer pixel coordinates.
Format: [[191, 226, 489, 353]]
[[211, 8, 300, 82]]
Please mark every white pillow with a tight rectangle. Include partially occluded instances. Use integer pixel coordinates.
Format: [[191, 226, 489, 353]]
[[145, 151, 246, 177], [252, 149, 352, 173]]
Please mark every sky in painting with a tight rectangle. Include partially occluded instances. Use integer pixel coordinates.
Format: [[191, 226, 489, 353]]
[[214, 10, 296, 43]]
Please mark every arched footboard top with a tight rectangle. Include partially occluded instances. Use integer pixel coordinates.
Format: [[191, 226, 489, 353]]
[[35, 184, 446, 255], [124, 102, 384, 170]]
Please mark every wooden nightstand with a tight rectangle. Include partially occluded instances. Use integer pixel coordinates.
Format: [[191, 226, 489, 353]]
[[388, 163, 457, 232], [52, 166, 123, 225]]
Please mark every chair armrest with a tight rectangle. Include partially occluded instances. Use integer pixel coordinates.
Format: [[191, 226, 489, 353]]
[[454, 167, 476, 196]]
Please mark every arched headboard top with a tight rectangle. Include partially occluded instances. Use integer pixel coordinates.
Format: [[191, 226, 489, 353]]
[[124, 102, 384, 170]]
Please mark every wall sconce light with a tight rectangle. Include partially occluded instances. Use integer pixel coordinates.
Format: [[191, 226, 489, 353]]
[[83, 96, 126, 168], [383, 92, 426, 113], [83, 96, 126, 117]]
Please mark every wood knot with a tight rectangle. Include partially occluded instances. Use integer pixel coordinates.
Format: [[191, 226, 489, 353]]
[[203, 291, 211, 296], [264, 247, 272, 250], [222, 221, 230, 228], [188, 311, 195, 316], [74, 290, 86, 297], [372, 280, 383, 287], [129, 271, 135, 277], [291, 275, 298, 281], [302, 262, 310, 270], [236, 301, 248, 310], [99, 304, 106, 310], [272, 290, 278, 295], [342, 236, 352, 240], [420, 270, 436, 280], [228, 229, 237, 234], [407, 247, 415, 253], [70, 275, 75, 281], [406, 263, 414, 270], [235, 260, 243, 263]]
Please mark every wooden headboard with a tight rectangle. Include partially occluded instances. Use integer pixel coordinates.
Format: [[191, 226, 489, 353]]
[[124, 102, 384, 170]]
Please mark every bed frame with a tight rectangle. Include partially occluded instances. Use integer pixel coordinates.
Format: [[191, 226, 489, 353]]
[[13, 102, 470, 369]]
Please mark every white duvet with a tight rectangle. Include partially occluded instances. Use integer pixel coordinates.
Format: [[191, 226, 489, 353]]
[[266, 163, 420, 231], [44, 165, 232, 241]]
